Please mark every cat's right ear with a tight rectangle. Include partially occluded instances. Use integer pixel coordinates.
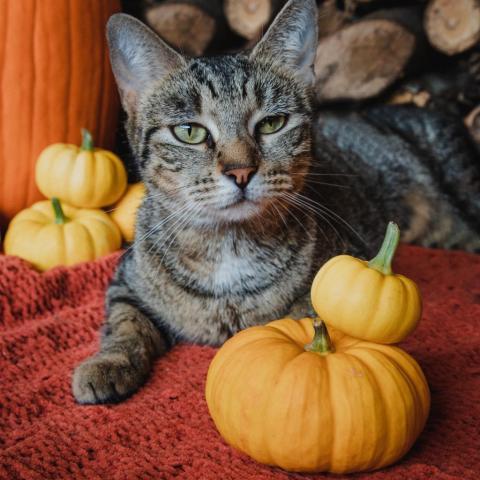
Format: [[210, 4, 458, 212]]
[[107, 14, 185, 116], [250, 0, 318, 86]]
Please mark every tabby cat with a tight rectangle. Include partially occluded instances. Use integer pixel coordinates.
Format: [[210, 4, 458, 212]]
[[72, 0, 480, 404]]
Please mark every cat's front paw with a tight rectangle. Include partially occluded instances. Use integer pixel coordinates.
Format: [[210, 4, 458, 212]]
[[72, 353, 145, 404]]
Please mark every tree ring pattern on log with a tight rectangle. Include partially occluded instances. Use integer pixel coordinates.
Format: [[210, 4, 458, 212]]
[[146, 4, 216, 56], [224, 0, 272, 40], [425, 0, 480, 55], [314, 19, 415, 102]]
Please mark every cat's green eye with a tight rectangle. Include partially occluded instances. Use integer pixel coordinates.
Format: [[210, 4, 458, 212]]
[[257, 115, 287, 135], [172, 123, 208, 144]]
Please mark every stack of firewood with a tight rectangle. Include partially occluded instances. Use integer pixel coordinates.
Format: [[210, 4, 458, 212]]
[[120, 0, 480, 147]]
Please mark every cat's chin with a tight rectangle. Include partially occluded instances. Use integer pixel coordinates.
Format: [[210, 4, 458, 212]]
[[220, 199, 261, 222], [193, 199, 264, 226]]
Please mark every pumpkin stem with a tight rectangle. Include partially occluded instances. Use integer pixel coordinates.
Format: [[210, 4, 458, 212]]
[[81, 128, 94, 151], [305, 318, 334, 355], [368, 221, 400, 276], [51, 197, 67, 225]]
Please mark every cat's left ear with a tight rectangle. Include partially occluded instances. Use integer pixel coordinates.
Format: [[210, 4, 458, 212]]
[[250, 0, 318, 86], [107, 13, 186, 116]]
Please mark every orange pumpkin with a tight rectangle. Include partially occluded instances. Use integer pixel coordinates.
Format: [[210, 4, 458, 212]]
[[0, 0, 121, 229], [206, 317, 430, 474], [110, 183, 145, 242]]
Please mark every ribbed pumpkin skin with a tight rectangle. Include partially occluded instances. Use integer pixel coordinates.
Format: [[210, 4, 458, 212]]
[[206, 318, 430, 474], [36, 143, 127, 208], [0, 0, 121, 227], [110, 183, 145, 242], [4, 200, 121, 271], [311, 255, 422, 344]]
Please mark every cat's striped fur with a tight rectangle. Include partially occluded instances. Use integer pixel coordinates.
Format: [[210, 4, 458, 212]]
[[72, 0, 480, 404], [72, 0, 324, 404]]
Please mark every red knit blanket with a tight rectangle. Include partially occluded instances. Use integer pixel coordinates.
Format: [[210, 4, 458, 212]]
[[0, 246, 479, 479]]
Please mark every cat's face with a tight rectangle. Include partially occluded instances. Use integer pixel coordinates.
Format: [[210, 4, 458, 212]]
[[136, 56, 313, 225], [107, 0, 318, 226]]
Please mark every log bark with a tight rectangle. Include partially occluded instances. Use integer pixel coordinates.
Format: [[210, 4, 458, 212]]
[[460, 49, 480, 107], [224, 0, 284, 40], [367, 6, 425, 39], [145, 0, 221, 56], [424, 0, 480, 55], [314, 19, 415, 102], [317, 0, 355, 39], [367, 6, 436, 74]]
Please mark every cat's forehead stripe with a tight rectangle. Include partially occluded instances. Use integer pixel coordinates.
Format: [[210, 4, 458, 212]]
[[188, 57, 251, 99], [145, 54, 310, 124]]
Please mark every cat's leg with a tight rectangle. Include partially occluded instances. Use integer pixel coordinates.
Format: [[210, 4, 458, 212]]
[[72, 282, 167, 404]]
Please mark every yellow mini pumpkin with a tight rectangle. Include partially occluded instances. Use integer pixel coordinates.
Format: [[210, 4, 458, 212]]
[[311, 222, 422, 344], [35, 129, 127, 208], [206, 317, 430, 474], [110, 182, 145, 243], [4, 198, 121, 271]]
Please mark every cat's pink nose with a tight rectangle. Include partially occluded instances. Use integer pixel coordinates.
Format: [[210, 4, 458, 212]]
[[223, 166, 257, 190]]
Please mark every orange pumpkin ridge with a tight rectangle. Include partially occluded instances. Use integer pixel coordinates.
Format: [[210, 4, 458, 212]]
[[206, 317, 430, 474], [0, 0, 120, 230]]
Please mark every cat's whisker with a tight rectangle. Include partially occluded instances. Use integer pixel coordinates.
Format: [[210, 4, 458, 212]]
[[302, 183, 352, 238], [191, 194, 218, 204], [150, 203, 201, 259], [157, 204, 203, 266], [281, 191, 346, 247], [276, 199, 317, 243], [289, 172, 359, 177], [304, 180, 351, 189], [105, 186, 192, 217], [284, 192, 365, 243], [128, 203, 193, 257], [293, 191, 365, 244], [271, 203, 289, 233], [147, 206, 195, 257], [144, 184, 200, 201], [278, 193, 334, 243], [128, 185, 211, 253]]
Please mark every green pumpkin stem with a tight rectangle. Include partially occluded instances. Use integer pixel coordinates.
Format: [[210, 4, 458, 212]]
[[81, 128, 94, 151], [368, 221, 400, 275], [305, 318, 334, 355], [51, 197, 67, 225]]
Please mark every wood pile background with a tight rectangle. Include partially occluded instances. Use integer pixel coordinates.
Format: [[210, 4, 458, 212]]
[[119, 0, 480, 151]]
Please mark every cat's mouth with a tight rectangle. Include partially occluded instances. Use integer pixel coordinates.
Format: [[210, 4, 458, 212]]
[[213, 196, 263, 222]]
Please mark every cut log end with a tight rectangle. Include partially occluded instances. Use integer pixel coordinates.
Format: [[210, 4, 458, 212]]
[[425, 0, 480, 55], [465, 105, 480, 144], [314, 19, 415, 102], [146, 3, 216, 56], [388, 90, 431, 108], [224, 0, 272, 40]]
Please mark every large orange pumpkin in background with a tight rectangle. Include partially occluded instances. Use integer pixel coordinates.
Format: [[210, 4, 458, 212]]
[[0, 0, 121, 230]]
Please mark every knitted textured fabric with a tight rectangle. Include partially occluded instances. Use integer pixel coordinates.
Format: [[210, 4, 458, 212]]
[[0, 245, 479, 480]]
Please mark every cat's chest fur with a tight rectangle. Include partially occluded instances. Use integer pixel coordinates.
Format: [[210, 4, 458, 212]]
[[194, 237, 259, 293], [129, 218, 317, 345]]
